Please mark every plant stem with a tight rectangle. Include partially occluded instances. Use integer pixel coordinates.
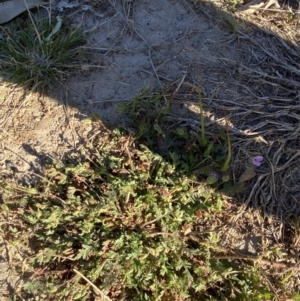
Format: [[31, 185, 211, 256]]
[[73, 269, 112, 301], [221, 114, 231, 172], [198, 84, 207, 148]]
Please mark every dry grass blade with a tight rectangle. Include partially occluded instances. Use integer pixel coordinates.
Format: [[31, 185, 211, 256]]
[[73, 269, 113, 301]]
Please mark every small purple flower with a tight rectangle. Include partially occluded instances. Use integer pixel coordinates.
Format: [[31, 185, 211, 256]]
[[209, 172, 220, 179], [252, 155, 264, 167]]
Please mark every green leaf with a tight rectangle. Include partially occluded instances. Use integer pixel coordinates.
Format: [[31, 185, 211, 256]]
[[222, 175, 230, 182], [44, 16, 63, 41], [206, 176, 218, 185]]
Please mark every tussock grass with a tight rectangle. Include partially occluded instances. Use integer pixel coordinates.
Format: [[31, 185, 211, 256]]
[[0, 15, 85, 91]]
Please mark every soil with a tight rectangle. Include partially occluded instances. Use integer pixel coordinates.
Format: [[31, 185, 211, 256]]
[[1, 0, 300, 298]]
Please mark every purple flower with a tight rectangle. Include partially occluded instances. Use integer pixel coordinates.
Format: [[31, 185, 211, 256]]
[[209, 172, 220, 179], [252, 155, 264, 167]]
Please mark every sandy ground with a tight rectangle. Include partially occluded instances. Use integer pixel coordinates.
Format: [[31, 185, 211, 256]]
[[1, 0, 300, 297]]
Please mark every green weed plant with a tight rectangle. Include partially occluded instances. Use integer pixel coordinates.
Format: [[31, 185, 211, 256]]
[[118, 89, 235, 192], [0, 124, 271, 300]]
